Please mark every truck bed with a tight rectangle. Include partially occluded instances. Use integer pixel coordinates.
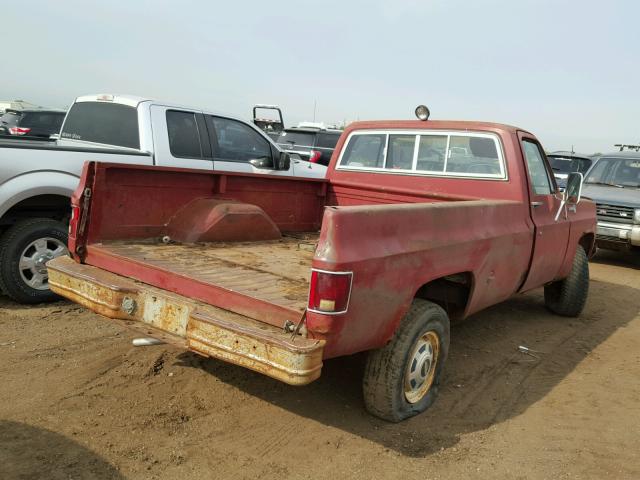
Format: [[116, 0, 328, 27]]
[[85, 234, 319, 325]]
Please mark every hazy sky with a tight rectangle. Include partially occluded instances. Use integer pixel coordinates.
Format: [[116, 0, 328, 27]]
[[2, 0, 639, 153]]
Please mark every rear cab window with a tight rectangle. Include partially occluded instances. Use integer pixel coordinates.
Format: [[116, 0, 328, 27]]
[[277, 130, 316, 149], [338, 130, 506, 179], [548, 155, 593, 174], [315, 132, 341, 149], [61, 102, 140, 149]]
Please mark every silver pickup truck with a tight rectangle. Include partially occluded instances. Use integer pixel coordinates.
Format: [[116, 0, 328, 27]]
[[0, 94, 327, 303]]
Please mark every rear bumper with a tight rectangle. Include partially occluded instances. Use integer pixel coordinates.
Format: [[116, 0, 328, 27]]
[[47, 256, 324, 386], [596, 221, 640, 247]]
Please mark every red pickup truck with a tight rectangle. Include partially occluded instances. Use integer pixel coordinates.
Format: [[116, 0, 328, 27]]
[[47, 117, 596, 422]]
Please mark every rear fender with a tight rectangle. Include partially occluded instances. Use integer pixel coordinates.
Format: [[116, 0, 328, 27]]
[[0, 171, 78, 220]]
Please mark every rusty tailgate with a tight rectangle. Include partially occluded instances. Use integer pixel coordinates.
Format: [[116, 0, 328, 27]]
[[47, 256, 325, 386]]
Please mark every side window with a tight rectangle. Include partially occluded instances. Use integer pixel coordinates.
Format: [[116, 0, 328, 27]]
[[166, 110, 202, 158], [522, 140, 553, 195], [341, 134, 385, 167], [385, 134, 416, 170], [446, 135, 501, 175], [211, 116, 272, 163], [416, 135, 447, 172]]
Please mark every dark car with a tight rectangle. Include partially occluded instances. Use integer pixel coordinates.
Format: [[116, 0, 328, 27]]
[[547, 151, 594, 190], [276, 125, 341, 166], [581, 152, 640, 251], [0, 109, 66, 138]]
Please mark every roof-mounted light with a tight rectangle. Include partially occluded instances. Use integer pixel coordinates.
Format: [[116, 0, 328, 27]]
[[415, 105, 430, 121], [96, 94, 114, 102]]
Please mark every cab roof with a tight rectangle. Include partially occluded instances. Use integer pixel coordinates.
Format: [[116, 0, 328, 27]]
[[548, 150, 593, 159], [597, 150, 640, 159], [344, 119, 528, 136], [75, 94, 150, 108]]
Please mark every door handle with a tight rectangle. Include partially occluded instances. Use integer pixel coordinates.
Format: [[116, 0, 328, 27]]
[[531, 201, 544, 207]]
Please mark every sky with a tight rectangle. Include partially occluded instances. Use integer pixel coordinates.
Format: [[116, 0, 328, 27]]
[[2, 0, 639, 153]]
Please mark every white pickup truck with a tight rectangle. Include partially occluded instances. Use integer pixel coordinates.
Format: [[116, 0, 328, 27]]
[[0, 94, 327, 303]]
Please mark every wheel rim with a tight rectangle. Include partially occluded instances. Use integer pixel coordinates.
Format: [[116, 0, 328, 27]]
[[404, 330, 440, 404], [18, 237, 68, 290]]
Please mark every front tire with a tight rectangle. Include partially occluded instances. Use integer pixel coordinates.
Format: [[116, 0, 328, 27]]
[[0, 218, 68, 303], [544, 245, 589, 317], [363, 299, 450, 422]]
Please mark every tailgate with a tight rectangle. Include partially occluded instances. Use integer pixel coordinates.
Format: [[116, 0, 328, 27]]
[[48, 256, 324, 385]]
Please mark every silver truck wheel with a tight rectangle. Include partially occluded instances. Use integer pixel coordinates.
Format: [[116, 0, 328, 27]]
[[18, 237, 67, 290], [0, 218, 68, 303]]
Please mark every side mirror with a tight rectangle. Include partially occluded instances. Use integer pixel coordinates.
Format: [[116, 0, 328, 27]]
[[50, 133, 60, 140], [554, 172, 583, 220], [277, 151, 292, 171], [565, 172, 583, 205]]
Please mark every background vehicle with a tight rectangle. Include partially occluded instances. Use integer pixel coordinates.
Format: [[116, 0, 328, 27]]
[[48, 116, 596, 422], [0, 109, 66, 138], [582, 151, 640, 251], [0, 94, 326, 303], [252, 104, 284, 141], [276, 123, 341, 166], [547, 150, 594, 189]]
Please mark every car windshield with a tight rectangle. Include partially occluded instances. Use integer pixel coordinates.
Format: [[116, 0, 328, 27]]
[[585, 157, 640, 188], [548, 156, 592, 174]]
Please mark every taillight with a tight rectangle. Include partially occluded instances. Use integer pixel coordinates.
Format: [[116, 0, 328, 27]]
[[69, 205, 80, 236], [9, 127, 31, 135], [308, 270, 352, 314], [309, 150, 322, 163]]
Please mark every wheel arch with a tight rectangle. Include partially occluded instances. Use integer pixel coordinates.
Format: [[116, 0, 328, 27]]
[[413, 271, 474, 322], [0, 172, 77, 228], [579, 232, 596, 257]]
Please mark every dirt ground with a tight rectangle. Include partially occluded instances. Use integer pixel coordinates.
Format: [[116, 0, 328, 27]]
[[1, 250, 639, 480]]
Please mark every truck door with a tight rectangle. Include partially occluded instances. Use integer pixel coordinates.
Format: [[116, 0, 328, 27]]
[[519, 134, 571, 291], [150, 105, 213, 170], [205, 115, 295, 176]]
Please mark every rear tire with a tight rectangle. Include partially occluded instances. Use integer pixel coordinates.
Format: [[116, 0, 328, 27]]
[[0, 218, 68, 304], [363, 299, 450, 422], [544, 245, 589, 317]]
